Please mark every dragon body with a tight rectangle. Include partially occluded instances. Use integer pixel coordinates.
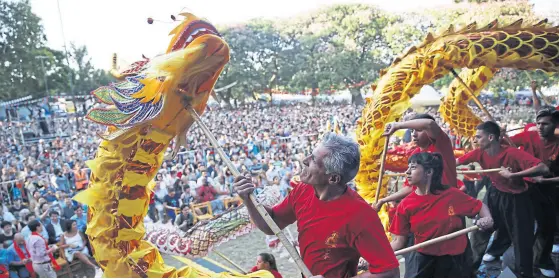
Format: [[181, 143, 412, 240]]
[[356, 19, 559, 234], [144, 186, 282, 258], [73, 13, 273, 278]]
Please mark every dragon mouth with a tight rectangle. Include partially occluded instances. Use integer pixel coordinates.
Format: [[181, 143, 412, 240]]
[[172, 20, 221, 51]]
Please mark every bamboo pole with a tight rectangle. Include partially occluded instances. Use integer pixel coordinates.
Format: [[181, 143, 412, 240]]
[[214, 251, 247, 274], [385, 168, 501, 178], [394, 226, 479, 256], [375, 136, 390, 204], [449, 68, 516, 148], [188, 107, 313, 278]]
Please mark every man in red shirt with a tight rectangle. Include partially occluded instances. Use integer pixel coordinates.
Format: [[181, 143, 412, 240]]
[[457, 121, 549, 278], [234, 133, 400, 278], [505, 107, 559, 277], [374, 113, 459, 210]]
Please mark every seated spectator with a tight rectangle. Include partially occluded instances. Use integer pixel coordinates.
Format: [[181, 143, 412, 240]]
[[8, 199, 24, 218], [61, 198, 74, 220], [196, 178, 227, 214], [71, 207, 87, 233], [174, 205, 194, 232], [60, 220, 100, 274], [249, 253, 282, 278], [0, 205, 15, 224], [45, 211, 63, 245], [6, 234, 32, 278], [163, 189, 180, 223], [0, 222, 14, 248], [20, 214, 48, 241], [180, 185, 194, 208]]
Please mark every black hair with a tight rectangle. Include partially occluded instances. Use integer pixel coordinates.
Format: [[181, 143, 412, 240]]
[[180, 204, 190, 211], [259, 253, 278, 271], [25, 213, 36, 222], [28, 220, 41, 232], [49, 210, 59, 217], [74, 206, 83, 212], [65, 219, 77, 232], [536, 106, 559, 124], [411, 113, 435, 121], [408, 152, 449, 194], [54, 168, 61, 176], [1, 221, 11, 228], [476, 121, 500, 140]]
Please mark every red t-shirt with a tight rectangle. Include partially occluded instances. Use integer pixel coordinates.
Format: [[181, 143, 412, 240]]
[[196, 185, 217, 202], [457, 146, 542, 194], [272, 182, 399, 278], [403, 131, 458, 188], [250, 266, 283, 278], [390, 187, 481, 256], [510, 130, 559, 175]]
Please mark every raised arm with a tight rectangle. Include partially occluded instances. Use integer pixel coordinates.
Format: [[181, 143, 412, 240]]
[[531, 80, 542, 112], [383, 119, 441, 139]]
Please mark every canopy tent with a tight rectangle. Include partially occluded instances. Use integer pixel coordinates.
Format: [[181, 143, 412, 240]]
[[410, 85, 443, 108]]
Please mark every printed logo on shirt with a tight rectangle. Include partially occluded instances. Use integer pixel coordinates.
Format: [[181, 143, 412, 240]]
[[448, 205, 455, 216], [325, 232, 339, 248]]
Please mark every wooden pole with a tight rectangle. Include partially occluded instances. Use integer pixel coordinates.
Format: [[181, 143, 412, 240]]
[[449, 68, 516, 148], [188, 107, 313, 278], [375, 136, 390, 204], [214, 251, 247, 274], [394, 226, 479, 256], [385, 168, 501, 178]]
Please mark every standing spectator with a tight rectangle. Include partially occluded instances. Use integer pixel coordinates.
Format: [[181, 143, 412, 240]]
[[52, 169, 70, 193], [73, 162, 88, 191], [61, 198, 74, 220], [27, 220, 59, 278]]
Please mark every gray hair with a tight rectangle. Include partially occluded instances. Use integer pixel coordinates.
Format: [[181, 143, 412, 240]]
[[320, 133, 360, 184]]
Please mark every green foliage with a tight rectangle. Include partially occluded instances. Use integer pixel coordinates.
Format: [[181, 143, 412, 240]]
[[0, 0, 113, 102]]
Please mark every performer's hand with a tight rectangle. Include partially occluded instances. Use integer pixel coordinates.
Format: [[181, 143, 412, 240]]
[[498, 167, 513, 179], [476, 217, 494, 231], [532, 176, 545, 183], [233, 174, 256, 200], [372, 199, 386, 212], [531, 80, 537, 92], [382, 122, 400, 137]]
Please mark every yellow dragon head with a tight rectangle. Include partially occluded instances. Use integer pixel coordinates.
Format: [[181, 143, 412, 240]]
[[87, 13, 230, 146]]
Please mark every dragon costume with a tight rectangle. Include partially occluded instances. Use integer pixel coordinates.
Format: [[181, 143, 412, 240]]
[[356, 19, 559, 235], [74, 13, 274, 278]]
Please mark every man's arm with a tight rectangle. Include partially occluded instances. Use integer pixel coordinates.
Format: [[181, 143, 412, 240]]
[[501, 162, 549, 179], [390, 234, 408, 251], [384, 119, 441, 139], [233, 175, 294, 235], [531, 80, 541, 112]]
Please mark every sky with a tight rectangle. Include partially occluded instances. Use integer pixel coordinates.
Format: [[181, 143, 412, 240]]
[[30, 0, 556, 70]]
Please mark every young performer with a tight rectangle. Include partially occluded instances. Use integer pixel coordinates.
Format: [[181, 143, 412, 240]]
[[375, 114, 459, 211], [390, 152, 493, 277], [457, 121, 549, 277], [234, 133, 400, 278]]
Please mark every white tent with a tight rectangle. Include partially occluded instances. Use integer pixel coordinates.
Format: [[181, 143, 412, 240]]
[[410, 85, 443, 108]]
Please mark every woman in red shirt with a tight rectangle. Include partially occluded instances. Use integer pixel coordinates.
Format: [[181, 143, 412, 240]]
[[249, 253, 282, 278], [390, 152, 494, 278]]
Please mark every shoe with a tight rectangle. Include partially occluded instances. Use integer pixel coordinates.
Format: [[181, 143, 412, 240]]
[[553, 244, 559, 254], [540, 268, 555, 278], [482, 254, 496, 262]]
